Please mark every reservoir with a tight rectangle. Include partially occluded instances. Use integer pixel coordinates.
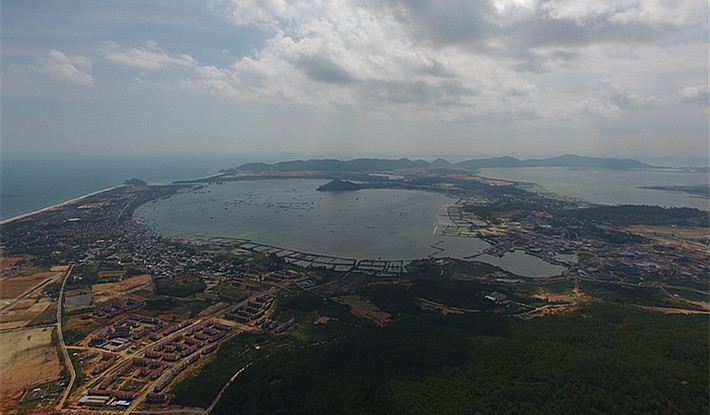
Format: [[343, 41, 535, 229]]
[[475, 250, 566, 278], [134, 179, 490, 261]]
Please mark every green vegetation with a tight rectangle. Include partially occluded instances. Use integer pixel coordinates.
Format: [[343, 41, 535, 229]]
[[63, 324, 98, 345], [534, 280, 575, 295], [211, 303, 708, 415], [50, 327, 68, 380], [362, 260, 522, 313], [557, 205, 709, 227], [575, 224, 646, 244], [364, 285, 422, 315], [411, 280, 501, 309], [144, 298, 213, 318], [155, 278, 206, 297], [407, 259, 503, 280], [65, 265, 121, 290], [68, 352, 86, 392], [580, 281, 704, 310], [66, 307, 94, 316], [317, 179, 365, 191], [42, 281, 63, 297], [171, 332, 284, 408], [27, 305, 57, 326], [211, 281, 245, 298], [276, 291, 357, 323]]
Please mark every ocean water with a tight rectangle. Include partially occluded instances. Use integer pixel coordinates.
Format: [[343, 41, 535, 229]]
[[0, 153, 262, 221]]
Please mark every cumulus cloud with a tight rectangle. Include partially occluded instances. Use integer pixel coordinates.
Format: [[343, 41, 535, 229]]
[[602, 80, 658, 110], [577, 97, 620, 118], [30, 50, 93, 85], [104, 42, 196, 70], [180, 65, 238, 96], [189, 0, 706, 121], [678, 84, 709, 105], [541, 0, 704, 26]]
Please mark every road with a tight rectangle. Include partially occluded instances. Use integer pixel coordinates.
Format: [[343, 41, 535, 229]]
[[56, 264, 76, 410], [0, 275, 60, 314], [205, 362, 252, 414]]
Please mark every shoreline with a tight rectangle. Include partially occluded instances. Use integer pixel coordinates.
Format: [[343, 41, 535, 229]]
[[0, 185, 127, 225]]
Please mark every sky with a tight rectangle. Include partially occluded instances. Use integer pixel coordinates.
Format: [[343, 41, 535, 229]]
[[2, 0, 708, 161]]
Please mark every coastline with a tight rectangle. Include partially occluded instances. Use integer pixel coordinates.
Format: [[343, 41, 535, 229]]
[[0, 185, 127, 225]]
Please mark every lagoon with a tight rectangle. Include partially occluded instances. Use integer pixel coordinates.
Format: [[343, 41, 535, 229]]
[[134, 179, 490, 261]]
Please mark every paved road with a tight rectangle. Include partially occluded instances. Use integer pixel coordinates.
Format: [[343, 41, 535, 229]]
[[0, 275, 59, 314], [56, 265, 76, 410]]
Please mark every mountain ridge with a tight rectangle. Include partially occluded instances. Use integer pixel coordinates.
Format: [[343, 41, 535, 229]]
[[227, 154, 653, 173]]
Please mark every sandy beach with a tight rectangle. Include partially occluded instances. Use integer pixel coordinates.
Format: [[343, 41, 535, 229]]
[[0, 184, 126, 225]]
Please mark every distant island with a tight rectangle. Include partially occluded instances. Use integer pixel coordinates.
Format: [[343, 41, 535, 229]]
[[222, 154, 653, 175], [317, 179, 365, 191]]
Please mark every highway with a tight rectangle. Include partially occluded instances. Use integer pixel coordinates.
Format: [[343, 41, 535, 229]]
[[0, 275, 59, 314], [56, 264, 76, 410]]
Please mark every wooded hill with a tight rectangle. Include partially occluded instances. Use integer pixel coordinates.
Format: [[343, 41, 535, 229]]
[[224, 154, 653, 174]]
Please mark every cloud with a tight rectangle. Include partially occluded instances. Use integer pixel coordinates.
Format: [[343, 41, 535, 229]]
[[540, 0, 704, 26], [104, 42, 196, 70], [678, 84, 709, 105], [602, 80, 658, 110], [183, 0, 706, 122], [577, 97, 620, 118], [181, 65, 238, 96], [30, 50, 93, 85]]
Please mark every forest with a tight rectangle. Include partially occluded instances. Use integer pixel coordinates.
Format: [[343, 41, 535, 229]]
[[554, 205, 709, 227], [207, 302, 707, 415]]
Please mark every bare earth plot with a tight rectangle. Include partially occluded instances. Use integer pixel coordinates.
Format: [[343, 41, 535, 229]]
[[91, 274, 152, 296], [0, 299, 52, 330], [0, 257, 23, 271], [625, 225, 710, 242], [0, 326, 61, 411], [640, 306, 709, 315], [0, 272, 60, 300]]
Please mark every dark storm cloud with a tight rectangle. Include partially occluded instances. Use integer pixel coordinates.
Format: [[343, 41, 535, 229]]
[[384, 0, 495, 46], [379, 0, 701, 72], [293, 54, 356, 85], [419, 60, 457, 78]]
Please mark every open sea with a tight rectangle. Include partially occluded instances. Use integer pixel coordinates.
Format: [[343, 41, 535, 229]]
[[0, 153, 261, 221]]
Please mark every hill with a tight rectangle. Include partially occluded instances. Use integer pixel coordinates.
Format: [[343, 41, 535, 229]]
[[232, 157, 428, 173], [317, 179, 365, 191], [228, 154, 653, 173], [455, 154, 652, 170]]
